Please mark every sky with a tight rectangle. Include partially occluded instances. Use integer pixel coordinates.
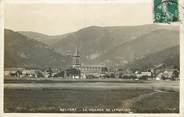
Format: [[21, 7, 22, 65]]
[[5, 3, 153, 35]]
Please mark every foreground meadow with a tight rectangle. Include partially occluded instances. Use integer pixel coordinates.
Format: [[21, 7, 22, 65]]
[[4, 80, 179, 113]]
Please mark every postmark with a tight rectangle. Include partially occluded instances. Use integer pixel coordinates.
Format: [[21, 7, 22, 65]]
[[154, 0, 179, 23]]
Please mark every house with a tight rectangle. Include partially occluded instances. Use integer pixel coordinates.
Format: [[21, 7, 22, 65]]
[[122, 73, 136, 79], [141, 72, 152, 77], [22, 69, 43, 78], [162, 69, 179, 80], [135, 71, 152, 79], [155, 68, 179, 80], [4, 68, 25, 77], [156, 73, 163, 80], [80, 65, 108, 77]]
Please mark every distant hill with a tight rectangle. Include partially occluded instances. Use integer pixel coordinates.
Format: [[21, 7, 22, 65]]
[[20, 25, 170, 55], [95, 28, 179, 66], [19, 31, 71, 46], [48, 25, 178, 64], [43, 24, 178, 65], [5, 29, 72, 69], [16, 24, 179, 70], [125, 45, 179, 71]]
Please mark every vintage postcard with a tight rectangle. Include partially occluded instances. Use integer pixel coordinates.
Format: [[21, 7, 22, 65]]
[[0, 0, 184, 117]]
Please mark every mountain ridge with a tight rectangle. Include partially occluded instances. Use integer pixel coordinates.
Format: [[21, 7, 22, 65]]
[[6, 24, 179, 70], [125, 45, 179, 71], [5, 29, 72, 69]]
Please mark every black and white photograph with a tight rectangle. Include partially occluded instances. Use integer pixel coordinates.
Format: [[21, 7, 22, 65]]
[[1, 0, 184, 116]]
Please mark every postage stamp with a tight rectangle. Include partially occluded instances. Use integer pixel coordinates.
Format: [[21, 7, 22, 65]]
[[154, 0, 179, 23]]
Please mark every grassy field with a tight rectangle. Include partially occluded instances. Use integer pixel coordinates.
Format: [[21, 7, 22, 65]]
[[4, 80, 179, 113], [4, 77, 146, 83]]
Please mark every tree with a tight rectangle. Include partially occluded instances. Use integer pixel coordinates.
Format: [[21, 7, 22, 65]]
[[66, 67, 81, 77], [102, 67, 108, 73], [47, 67, 53, 77], [172, 70, 179, 80]]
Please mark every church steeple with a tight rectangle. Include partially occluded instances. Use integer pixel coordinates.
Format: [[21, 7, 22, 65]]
[[74, 47, 80, 57], [72, 47, 81, 69]]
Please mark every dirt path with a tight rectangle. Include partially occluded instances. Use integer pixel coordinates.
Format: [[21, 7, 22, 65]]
[[121, 89, 171, 112]]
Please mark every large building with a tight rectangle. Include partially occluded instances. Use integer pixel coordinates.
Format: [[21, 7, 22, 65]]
[[72, 48, 107, 78]]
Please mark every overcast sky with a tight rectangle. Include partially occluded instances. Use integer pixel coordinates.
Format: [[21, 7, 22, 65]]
[[5, 3, 153, 35]]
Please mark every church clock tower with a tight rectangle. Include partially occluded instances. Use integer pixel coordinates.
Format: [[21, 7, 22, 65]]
[[72, 47, 81, 69]]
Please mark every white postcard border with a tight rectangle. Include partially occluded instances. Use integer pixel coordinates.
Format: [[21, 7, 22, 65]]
[[0, 0, 183, 117]]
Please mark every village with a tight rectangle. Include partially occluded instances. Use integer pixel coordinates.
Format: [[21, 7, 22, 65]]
[[4, 48, 180, 81], [4, 66, 180, 81]]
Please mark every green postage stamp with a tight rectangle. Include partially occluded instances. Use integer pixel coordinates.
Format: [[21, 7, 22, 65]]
[[154, 0, 179, 23]]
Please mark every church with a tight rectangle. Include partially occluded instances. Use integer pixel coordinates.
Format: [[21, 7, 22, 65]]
[[72, 47, 107, 78]]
